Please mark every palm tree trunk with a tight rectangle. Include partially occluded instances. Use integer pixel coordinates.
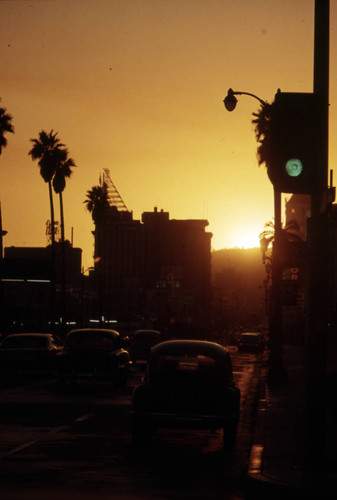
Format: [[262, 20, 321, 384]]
[[48, 181, 56, 330], [268, 188, 287, 384], [48, 181, 55, 247], [59, 192, 67, 327], [59, 191, 65, 245]]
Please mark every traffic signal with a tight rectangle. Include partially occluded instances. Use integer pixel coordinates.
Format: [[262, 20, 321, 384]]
[[267, 92, 323, 194]]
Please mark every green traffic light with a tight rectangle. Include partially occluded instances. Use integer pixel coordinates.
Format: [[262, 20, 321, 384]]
[[285, 158, 303, 177]]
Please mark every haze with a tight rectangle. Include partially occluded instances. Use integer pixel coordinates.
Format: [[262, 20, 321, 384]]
[[1, 0, 336, 269]]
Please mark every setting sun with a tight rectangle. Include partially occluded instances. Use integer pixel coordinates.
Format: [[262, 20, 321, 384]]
[[231, 228, 261, 249]]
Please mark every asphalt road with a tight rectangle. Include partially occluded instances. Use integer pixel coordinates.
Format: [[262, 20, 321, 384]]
[[0, 347, 263, 500]]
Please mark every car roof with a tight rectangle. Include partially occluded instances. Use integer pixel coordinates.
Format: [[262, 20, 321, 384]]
[[134, 329, 161, 334], [240, 332, 262, 337], [147, 340, 233, 379], [66, 328, 119, 337], [0, 333, 54, 348], [3, 333, 52, 338], [150, 339, 230, 359]]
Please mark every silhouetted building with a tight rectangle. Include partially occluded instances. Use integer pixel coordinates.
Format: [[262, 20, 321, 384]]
[[93, 206, 212, 329], [0, 242, 83, 332], [212, 248, 265, 332]]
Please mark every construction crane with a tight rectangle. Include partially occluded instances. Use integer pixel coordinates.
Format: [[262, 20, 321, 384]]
[[101, 168, 128, 211]]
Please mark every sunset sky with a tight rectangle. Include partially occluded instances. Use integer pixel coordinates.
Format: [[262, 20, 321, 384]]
[[1, 0, 336, 269]]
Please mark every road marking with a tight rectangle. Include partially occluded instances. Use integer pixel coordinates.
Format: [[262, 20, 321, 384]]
[[1, 412, 97, 459], [75, 413, 95, 422], [3, 439, 40, 457]]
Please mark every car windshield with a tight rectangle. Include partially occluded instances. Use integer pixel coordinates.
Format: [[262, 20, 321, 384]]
[[1, 335, 50, 349], [66, 332, 116, 350]]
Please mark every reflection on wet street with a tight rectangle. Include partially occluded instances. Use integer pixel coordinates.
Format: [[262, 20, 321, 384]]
[[0, 349, 263, 499]]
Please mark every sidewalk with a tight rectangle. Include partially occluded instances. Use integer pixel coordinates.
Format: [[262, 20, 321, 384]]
[[245, 345, 337, 499]]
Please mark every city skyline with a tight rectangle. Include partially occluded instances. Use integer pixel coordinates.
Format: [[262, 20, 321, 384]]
[[1, 0, 336, 269]]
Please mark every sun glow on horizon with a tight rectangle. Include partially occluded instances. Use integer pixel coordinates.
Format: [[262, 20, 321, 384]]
[[218, 228, 261, 250], [234, 231, 261, 249]]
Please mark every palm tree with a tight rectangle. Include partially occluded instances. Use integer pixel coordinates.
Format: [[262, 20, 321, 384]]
[[28, 130, 64, 248], [0, 105, 14, 154], [84, 184, 109, 324], [29, 130, 65, 329], [0, 104, 14, 262], [260, 218, 303, 264], [52, 148, 76, 326], [52, 148, 76, 245], [252, 100, 274, 171], [84, 184, 109, 226]]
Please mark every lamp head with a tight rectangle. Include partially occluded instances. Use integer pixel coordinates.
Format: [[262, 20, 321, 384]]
[[223, 88, 238, 111]]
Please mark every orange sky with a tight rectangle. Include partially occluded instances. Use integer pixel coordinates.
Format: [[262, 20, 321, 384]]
[[1, 0, 336, 270]]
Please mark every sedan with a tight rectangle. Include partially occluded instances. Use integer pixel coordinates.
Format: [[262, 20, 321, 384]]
[[130, 339, 240, 449], [129, 329, 162, 368], [237, 332, 266, 352], [54, 328, 131, 386], [0, 333, 63, 377]]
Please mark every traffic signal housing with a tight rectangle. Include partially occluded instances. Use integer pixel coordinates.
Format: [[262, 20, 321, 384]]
[[268, 92, 323, 194]]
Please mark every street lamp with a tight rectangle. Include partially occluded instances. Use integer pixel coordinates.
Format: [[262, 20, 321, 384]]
[[224, 88, 287, 384], [223, 88, 266, 111]]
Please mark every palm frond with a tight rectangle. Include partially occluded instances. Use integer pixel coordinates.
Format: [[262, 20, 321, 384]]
[[0, 106, 14, 154]]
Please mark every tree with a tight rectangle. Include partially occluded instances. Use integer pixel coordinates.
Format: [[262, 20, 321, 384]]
[[84, 184, 109, 323], [0, 105, 14, 154], [259, 218, 303, 262], [84, 183, 109, 261], [252, 100, 274, 170], [52, 148, 76, 245], [84, 184, 109, 225], [29, 130, 67, 329], [28, 130, 65, 248], [52, 148, 76, 325]]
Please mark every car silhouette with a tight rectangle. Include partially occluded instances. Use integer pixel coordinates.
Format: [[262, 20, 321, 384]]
[[129, 329, 162, 368], [130, 339, 240, 449], [237, 332, 265, 352], [54, 328, 131, 387], [0, 333, 63, 377]]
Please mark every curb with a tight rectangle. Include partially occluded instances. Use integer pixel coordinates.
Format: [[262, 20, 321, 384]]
[[244, 355, 304, 499]]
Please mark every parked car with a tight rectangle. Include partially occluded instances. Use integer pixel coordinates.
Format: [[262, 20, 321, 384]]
[[237, 332, 265, 353], [129, 329, 162, 367], [0, 333, 63, 377], [54, 328, 131, 386], [130, 339, 240, 448]]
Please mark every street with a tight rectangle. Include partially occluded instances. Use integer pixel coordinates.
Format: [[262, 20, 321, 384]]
[[0, 346, 264, 500]]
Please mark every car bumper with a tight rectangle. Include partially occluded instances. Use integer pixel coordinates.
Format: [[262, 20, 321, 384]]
[[130, 410, 238, 430], [54, 369, 119, 379]]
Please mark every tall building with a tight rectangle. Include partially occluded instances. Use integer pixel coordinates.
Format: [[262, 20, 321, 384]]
[[94, 206, 212, 328]]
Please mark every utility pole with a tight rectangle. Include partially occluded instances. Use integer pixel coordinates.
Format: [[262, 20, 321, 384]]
[[268, 188, 287, 383], [306, 0, 330, 481]]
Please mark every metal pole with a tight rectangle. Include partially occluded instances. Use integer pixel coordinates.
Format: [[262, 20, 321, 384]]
[[268, 188, 287, 383], [305, 0, 329, 480]]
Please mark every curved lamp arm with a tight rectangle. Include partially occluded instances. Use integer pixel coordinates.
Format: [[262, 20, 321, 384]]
[[223, 88, 266, 111]]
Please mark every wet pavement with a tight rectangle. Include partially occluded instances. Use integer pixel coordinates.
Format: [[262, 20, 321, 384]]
[[0, 348, 261, 499], [245, 345, 337, 499]]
